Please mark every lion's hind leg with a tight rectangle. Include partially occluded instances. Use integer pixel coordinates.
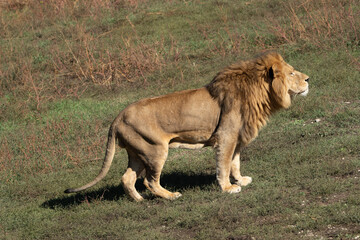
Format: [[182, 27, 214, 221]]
[[121, 152, 145, 202], [143, 174, 182, 200], [142, 146, 182, 200]]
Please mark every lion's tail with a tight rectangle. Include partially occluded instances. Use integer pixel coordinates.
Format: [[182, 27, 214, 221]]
[[64, 126, 116, 194]]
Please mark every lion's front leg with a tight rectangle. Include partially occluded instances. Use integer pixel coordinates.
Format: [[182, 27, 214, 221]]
[[230, 147, 252, 187], [215, 139, 242, 194]]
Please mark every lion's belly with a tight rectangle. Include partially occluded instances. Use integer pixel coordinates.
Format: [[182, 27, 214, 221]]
[[168, 142, 206, 149], [168, 130, 215, 149]]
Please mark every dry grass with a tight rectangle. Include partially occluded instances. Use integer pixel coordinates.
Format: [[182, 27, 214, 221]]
[[0, 118, 106, 182], [1, 0, 358, 112], [270, 0, 359, 48], [0, 0, 171, 112]]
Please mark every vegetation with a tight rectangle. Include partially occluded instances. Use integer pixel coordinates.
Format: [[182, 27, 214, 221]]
[[1, 0, 359, 239]]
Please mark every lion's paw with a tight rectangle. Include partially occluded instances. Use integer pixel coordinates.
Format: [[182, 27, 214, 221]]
[[169, 192, 182, 200], [235, 176, 252, 187], [224, 184, 242, 194]]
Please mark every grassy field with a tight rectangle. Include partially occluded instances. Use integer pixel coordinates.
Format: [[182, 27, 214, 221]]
[[1, 0, 359, 239]]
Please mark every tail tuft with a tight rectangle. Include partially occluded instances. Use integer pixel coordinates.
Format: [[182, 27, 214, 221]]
[[64, 188, 75, 193]]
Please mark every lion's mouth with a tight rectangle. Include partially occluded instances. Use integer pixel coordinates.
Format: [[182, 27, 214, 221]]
[[289, 88, 309, 98], [299, 88, 309, 97]]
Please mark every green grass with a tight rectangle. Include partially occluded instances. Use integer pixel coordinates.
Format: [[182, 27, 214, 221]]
[[1, 0, 360, 239]]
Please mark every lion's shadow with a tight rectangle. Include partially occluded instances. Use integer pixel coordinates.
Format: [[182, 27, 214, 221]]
[[41, 172, 215, 209]]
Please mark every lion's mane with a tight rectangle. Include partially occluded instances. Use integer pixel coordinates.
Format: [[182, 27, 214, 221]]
[[206, 52, 285, 145]]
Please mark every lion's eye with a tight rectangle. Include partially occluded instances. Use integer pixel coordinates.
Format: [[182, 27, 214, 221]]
[[290, 72, 295, 76]]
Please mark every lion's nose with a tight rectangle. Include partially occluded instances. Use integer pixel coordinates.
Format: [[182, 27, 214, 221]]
[[305, 78, 310, 82]]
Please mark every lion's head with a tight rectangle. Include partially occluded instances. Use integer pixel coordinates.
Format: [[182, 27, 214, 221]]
[[207, 52, 310, 113], [267, 53, 309, 108]]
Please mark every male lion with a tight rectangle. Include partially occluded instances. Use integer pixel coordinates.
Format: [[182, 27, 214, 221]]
[[65, 52, 309, 201]]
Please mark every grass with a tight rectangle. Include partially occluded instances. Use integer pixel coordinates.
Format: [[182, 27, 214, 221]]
[[1, 0, 359, 239]]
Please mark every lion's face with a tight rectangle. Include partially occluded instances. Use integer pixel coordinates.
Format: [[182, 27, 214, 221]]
[[282, 63, 309, 97], [270, 59, 309, 108]]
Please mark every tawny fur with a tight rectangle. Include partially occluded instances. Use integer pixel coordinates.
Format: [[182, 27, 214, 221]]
[[65, 52, 309, 201]]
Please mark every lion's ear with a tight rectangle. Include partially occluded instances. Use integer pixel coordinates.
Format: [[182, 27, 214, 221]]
[[270, 64, 291, 108]]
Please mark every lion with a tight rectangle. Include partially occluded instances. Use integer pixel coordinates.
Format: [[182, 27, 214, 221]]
[[65, 52, 309, 201]]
